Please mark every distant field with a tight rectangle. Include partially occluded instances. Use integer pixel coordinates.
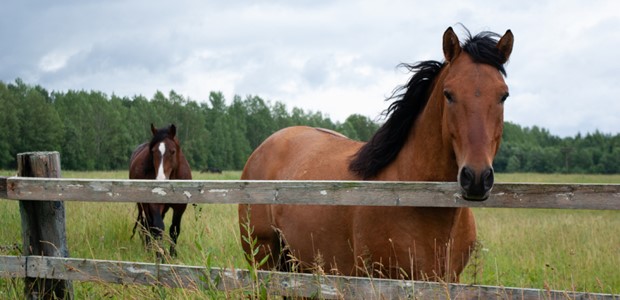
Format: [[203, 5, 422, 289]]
[[3, 170, 619, 183], [495, 172, 620, 184], [1, 171, 618, 298]]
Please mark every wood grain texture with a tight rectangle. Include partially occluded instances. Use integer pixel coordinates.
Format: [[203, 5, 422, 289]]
[[2, 255, 615, 299], [4, 169, 619, 298], [6, 178, 620, 210], [16, 152, 73, 299], [0, 256, 26, 278]]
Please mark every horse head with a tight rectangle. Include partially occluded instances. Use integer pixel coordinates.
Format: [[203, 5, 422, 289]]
[[150, 123, 180, 181], [440, 27, 513, 200]]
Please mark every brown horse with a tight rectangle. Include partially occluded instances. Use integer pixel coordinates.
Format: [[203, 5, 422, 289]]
[[239, 27, 513, 282], [130, 124, 192, 257]]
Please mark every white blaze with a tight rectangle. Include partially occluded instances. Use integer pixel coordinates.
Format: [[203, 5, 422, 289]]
[[156, 142, 167, 180]]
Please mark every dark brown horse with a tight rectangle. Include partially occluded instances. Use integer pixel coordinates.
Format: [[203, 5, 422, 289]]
[[130, 124, 192, 257], [239, 27, 513, 282]]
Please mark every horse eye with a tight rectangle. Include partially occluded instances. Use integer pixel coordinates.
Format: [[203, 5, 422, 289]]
[[443, 90, 454, 103], [500, 92, 509, 103]]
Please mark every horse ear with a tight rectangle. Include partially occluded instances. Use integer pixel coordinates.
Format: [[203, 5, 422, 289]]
[[443, 27, 461, 63], [169, 124, 176, 138], [496, 29, 514, 64], [151, 123, 157, 136]]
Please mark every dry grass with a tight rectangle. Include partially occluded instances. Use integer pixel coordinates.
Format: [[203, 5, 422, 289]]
[[1, 171, 619, 298], [461, 173, 620, 295], [464, 208, 619, 294]]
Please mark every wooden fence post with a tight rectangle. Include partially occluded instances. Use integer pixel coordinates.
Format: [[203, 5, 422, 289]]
[[18, 152, 73, 299]]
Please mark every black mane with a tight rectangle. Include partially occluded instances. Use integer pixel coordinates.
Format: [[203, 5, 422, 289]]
[[348, 28, 508, 179], [461, 29, 507, 76]]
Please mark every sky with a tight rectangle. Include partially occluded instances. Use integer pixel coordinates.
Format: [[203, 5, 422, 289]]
[[1, 1, 619, 137]]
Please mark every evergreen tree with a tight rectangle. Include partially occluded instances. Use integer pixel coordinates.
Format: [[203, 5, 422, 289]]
[[54, 90, 97, 170], [339, 114, 379, 141], [271, 101, 293, 129], [12, 82, 63, 155], [243, 95, 276, 149], [0, 79, 617, 174], [0, 82, 21, 168]]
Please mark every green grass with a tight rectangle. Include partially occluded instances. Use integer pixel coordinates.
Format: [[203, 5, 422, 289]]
[[461, 173, 620, 294], [1, 171, 619, 298], [496, 172, 620, 184], [0, 170, 245, 299], [464, 208, 619, 293]]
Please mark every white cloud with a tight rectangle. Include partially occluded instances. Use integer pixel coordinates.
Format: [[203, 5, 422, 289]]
[[1, 0, 618, 136], [39, 51, 72, 72]]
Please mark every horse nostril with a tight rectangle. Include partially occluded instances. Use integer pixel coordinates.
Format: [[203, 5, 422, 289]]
[[459, 166, 474, 190], [482, 168, 494, 191]]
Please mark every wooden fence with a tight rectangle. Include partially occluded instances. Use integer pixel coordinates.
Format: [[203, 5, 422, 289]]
[[1, 152, 619, 299]]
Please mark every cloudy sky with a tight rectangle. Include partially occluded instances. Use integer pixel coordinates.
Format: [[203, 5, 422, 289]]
[[1, 1, 618, 137]]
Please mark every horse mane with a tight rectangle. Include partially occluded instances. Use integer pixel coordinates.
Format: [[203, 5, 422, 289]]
[[348, 61, 443, 179], [348, 28, 509, 179]]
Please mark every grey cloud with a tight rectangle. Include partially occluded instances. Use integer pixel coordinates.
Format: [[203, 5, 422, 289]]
[[1, 0, 618, 136]]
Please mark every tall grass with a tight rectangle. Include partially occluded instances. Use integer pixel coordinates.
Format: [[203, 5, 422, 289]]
[[460, 173, 620, 294], [0, 170, 246, 299], [1, 171, 619, 298], [464, 208, 619, 294]]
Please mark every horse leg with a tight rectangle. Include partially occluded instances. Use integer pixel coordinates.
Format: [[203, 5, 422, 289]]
[[147, 204, 166, 258], [168, 204, 187, 257], [134, 203, 154, 247]]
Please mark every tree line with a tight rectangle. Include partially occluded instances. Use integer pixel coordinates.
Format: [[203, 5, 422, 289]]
[[495, 123, 619, 174], [0, 79, 618, 174], [0, 79, 378, 171]]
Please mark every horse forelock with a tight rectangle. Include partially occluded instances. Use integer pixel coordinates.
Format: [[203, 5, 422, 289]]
[[149, 127, 174, 151], [460, 28, 508, 76], [349, 27, 509, 180]]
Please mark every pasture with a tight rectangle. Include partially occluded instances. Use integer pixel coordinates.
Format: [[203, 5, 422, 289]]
[[1, 170, 619, 298]]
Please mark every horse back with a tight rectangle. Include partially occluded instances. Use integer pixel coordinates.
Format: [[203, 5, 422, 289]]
[[242, 126, 362, 181]]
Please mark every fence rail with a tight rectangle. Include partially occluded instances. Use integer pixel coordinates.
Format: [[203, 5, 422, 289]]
[[2, 154, 620, 299], [1, 255, 616, 300], [2, 177, 620, 209]]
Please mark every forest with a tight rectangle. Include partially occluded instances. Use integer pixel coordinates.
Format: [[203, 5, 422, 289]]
[[0, 79, 618, 174]]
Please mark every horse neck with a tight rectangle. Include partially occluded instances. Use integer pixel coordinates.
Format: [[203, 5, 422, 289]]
[[383, 73, 458, 182]]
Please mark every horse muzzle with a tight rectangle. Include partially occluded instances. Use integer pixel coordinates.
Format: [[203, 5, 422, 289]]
[[458, 166, 494, 201]]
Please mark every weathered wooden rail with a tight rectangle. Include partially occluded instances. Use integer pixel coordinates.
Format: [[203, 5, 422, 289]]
[[4, 177, 620, 209], [2, 255, 615, 300], [1, 152, 619, 299]]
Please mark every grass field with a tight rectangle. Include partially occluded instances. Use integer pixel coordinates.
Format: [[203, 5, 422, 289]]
[[1, 171, 619, 298]]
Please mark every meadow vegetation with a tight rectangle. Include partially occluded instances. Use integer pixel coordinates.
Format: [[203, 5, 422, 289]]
[[1, 171, 618, 298]]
